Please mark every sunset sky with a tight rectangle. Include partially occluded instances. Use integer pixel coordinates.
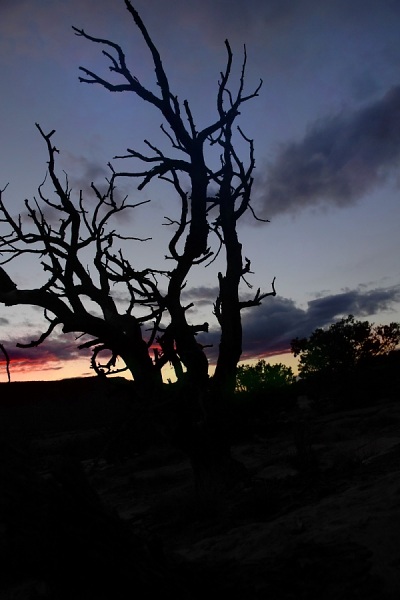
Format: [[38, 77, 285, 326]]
[[0, 0, 400, 382]]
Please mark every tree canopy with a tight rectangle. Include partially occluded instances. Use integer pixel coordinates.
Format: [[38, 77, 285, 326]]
[[236, 359, 295, 394], [291, 315, 400, 382]]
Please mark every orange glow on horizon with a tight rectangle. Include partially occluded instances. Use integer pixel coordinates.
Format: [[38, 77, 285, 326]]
[[0, 357, 91, 383], [0, 351, 299, 383]]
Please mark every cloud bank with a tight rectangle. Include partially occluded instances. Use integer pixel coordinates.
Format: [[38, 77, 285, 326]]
[[256, 86, 400, 217], [200, 284, 400, 363], [1, 285, 399, 376], [1, 333, 91, 373]]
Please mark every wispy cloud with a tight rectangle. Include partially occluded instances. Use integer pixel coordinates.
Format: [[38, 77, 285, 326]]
[[181, 285, 219, 307], [64, 153, 109, 190], [2, 332, 91, 372], [255, 86, 400, 217]]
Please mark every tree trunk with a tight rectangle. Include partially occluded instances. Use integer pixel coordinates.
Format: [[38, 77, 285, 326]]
[[213, 214, 244, 396], [167, 255, 209, 387], [118, 327, 162, 398], [171, 384, 248, 503], [213, 265, 242, 396]]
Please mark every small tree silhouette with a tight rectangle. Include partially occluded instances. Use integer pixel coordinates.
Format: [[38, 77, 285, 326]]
[[236, 359, 295, 393]]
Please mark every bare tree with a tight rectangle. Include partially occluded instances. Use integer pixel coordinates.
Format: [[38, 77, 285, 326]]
[[72, 0, 275, 396], [0, 1, 276, 494], [0, 124, 166, 394]]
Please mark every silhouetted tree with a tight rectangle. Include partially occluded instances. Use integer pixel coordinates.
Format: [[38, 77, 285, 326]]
[[236, 359, 295, 393], [0, 124, 162, 395], [291, 315, 400, 383], [0, 1, 276, 494], [0, 2, 275, 395], [71, 1, 276, 397]]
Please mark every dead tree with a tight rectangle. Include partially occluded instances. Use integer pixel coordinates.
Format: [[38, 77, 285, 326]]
[[0, 124, 168, 396], [0, 1, 276, 496], [72, 0, 275, 397]]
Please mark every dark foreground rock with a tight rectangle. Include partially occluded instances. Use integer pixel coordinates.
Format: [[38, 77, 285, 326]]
[[1, 379, 400, 598]]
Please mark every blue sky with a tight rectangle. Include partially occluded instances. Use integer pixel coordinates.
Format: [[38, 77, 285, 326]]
[[0, 0, 399, 380]]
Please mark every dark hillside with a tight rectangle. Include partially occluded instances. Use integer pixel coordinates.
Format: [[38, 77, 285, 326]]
[[1, 377, 400, 598], [0, 377, 135, 434]]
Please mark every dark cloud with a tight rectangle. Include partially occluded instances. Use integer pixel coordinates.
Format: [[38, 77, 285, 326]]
[[181, 285, 219, 307], [255, 86, 400, 217], [15, 151, 112, 226], [43, 151, 137, 224], [66, 154, 108, 187], [200, 284, 400, 363], [19, 202, 61, 228], [62, 152, 110, 200], [3, 332, 91, 370], [2, 285, 399, 372]]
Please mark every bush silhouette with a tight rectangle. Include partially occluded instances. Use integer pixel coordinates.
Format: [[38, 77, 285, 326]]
[[291, 315, 400, 404], [236, 360, 296, 394]]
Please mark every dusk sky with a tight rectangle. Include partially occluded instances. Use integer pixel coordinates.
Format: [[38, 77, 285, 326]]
[[1, 0, 400, 381]]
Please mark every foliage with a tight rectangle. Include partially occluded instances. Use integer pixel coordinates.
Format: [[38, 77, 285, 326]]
[[291, 315, 400, 383], [236, 359, 296, 393]]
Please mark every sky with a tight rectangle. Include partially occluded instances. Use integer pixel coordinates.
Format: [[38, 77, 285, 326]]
[[0, 0, 400, 381]]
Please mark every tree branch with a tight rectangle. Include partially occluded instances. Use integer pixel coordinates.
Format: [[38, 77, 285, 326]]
[[239, 277, 276, 309], [0, 342, 11, 383], [16, 316, 62, 348]]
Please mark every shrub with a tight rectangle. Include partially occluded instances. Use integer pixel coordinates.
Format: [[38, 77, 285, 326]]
[[236, 360, 296, 394]]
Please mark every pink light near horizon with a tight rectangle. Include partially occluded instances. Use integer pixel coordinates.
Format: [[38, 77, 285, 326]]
[[0, 343, 179, 383], [0, 350, 299, 383], [0, 356, 91, 383]]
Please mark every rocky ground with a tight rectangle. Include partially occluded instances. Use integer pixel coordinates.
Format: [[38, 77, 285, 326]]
[[1, 378, 400, 598]]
